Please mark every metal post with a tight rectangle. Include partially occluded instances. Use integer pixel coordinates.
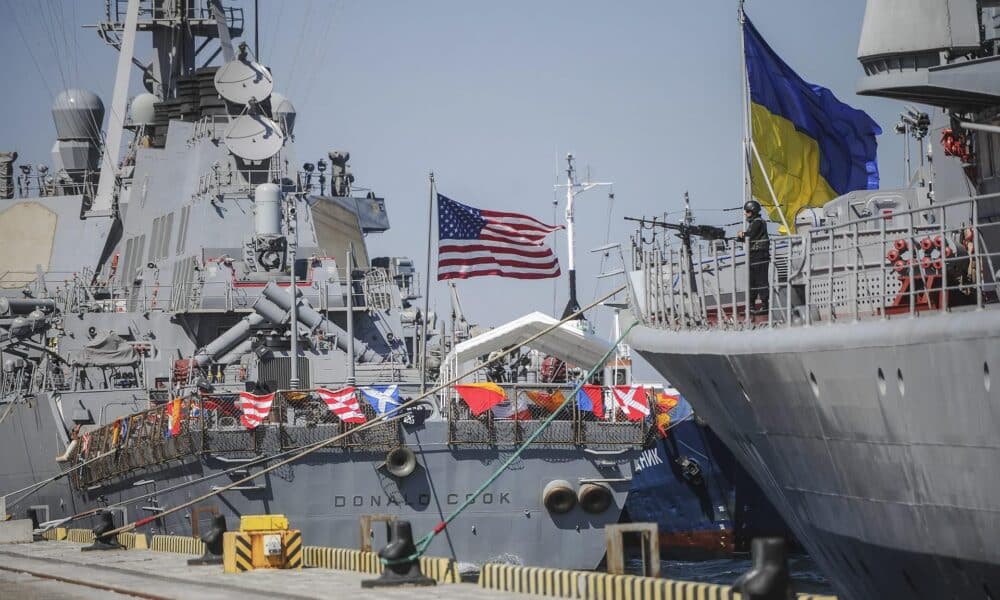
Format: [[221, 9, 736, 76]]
[[908, 213, 916, 316], [804, 235, 813, 326], [786, 237, 793, 326], [974, 199, 983, 309], [767, 239, 774, 327], [420, 173, 435, 392], [731, 241, 738, 323], [346, 244, 356, 386], [696, 243, 708, 323], [288, 193, 300, 390], [712, 241, 722, 324], [852, 222, 860, 322], [940, 206, 948, 311], [880, 216, 887, 319], [827, 229, 835, 322]]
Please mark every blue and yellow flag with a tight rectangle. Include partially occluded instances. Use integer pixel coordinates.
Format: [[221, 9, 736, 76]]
[[744, 17, 881, 231]]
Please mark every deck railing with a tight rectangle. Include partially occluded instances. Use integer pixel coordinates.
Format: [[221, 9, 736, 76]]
[[632, 193, 1000, 330], [68, 382, 655, 489]]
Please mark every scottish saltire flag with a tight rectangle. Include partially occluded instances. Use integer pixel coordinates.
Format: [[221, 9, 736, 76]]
[[361, 385, 402, 415], [437, 194, 562, 280], [744, 17, 881, 231]]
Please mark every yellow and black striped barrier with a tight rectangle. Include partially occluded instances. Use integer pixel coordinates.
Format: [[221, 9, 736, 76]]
[[301, 546, 459, 583], [303, 546, 381, 574], [116, 531, 148, 549], [149, 534, 205, 555], [478, 564, 838, 600], [66, 528, 95, 543], [226, 531, 254, 573], [284, 530, 302, 569], [41, 527, 67, 541]]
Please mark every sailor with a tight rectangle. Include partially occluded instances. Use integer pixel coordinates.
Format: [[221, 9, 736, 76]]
[[737, 200, 770, 315]]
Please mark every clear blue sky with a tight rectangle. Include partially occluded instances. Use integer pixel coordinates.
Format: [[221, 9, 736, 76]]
[[1, 0, 907, 379]]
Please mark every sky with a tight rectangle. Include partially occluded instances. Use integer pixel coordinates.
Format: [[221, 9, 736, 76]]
[[0, 0, 909, 379]]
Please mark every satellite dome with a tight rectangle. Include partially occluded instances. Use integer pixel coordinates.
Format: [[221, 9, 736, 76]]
[[271, 92, 296, 136], [129, 93, 158, 126], [51, 89, 105, 141]]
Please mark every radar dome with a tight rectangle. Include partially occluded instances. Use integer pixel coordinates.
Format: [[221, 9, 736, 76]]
[[129, 93, 158, 126], [52, 89, 104, 141], [271, 93, 296, 136]]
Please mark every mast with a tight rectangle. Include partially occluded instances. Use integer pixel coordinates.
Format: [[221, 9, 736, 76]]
[[557, 154, 612, 321]]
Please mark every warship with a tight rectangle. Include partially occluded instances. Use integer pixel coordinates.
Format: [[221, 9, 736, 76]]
[[625, 1, 1000, 598], [0, 0, 659, 570]]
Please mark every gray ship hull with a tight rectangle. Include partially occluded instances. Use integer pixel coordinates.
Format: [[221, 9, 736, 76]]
[[0, 396, 634, 570], [627, 308, 1000, 600]]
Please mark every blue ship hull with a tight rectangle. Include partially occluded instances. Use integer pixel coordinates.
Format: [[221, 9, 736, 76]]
[[624, 400, 794, 557]]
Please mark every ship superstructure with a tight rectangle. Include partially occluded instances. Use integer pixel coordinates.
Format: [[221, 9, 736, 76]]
[[0, 0, 650, 570], [625, 1, 1000, 598]]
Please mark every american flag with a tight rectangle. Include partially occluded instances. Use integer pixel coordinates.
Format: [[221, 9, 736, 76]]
[[437, 194, 562, 280], [316, 387, 367, 424]]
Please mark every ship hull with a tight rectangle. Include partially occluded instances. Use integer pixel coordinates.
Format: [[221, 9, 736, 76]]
[[628, 308, 1000, 600], [0, 401, 634, 571]]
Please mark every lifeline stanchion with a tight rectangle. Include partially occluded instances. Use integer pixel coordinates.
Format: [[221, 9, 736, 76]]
[[96, 285, 628, 540], [380, 319, 639, 569]]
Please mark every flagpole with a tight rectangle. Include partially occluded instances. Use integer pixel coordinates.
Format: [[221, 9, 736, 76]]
[[739, 1, 792, 234], [420, 172, 435, 393], [739, 0, 752, 208]]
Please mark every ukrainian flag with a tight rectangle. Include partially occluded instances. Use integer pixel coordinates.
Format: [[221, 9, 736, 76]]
[[744, 17, 881, 231]]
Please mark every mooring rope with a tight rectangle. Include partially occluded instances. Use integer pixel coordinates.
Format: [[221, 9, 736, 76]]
[[90, 285, 627, 538], [383, 319, 640, 566]]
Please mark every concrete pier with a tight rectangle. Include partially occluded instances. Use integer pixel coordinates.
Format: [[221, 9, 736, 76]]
[[0, 541, 542, 600]]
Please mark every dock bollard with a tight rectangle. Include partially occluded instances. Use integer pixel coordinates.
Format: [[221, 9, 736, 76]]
[[188, 514, 227, 565], [733, 537, 793, 600], [361, 520, 435, 588], [82, 511, 123, 552]]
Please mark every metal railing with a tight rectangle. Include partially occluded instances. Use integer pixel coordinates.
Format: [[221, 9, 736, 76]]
[[68, 381, 656, 488], [633, 194, 1000, 330]]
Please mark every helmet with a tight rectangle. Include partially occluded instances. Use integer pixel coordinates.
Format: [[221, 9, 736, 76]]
[[743, 200, 761, 215]]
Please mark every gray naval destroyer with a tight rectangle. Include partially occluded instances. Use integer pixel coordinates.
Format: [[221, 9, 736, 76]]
[[0, 0, 647, 570], [625, 1, 1000, 598]]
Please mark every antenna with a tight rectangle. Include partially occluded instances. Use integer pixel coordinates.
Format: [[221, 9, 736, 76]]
[[553, 154, 613, 323]]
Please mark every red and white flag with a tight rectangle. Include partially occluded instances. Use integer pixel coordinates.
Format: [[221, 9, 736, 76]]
[[238, 391, 274, 429], [611, 385, 650, 422], [316, 387, 367, 424], [437, 194, 562, 280]]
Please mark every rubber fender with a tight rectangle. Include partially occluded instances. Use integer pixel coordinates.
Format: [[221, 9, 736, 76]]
[[542, 480, 577, 514], [577, 483, 613, 514]]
